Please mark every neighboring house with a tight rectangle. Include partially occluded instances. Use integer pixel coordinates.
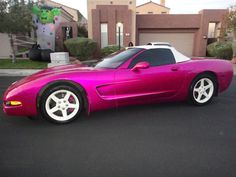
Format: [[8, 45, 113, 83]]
[[40, 0, 87, 27], [0, 0, 87, 58], [88, 0, 227, 57], [38, 0, 88, 50], [136, 0, 170, 14]]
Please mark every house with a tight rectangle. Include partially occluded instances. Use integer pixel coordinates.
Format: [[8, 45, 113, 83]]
[[39, 0, 87, 27], [38, 0, 87, 51], [88, 0, 227, 57], [136, 0, 170, 14], [0, 0, 87, 58]]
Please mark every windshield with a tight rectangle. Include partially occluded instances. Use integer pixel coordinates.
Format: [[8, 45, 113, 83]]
[[94, 48, 143, 69]]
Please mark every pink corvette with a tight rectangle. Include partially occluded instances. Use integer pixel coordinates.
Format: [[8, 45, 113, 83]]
[[3, 45, 233, 124]]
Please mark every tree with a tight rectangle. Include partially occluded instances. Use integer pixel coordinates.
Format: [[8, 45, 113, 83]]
[[0, 0, 7, 31], [78, 25, 88, 38], [0, 0, 33, 63], [225, 4, 236, 59], [76, 10, 88, 37]]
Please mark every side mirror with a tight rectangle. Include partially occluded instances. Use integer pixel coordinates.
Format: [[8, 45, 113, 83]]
[[131, 61, 150, 71]]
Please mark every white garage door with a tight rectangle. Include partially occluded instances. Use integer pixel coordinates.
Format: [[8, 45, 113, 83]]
[[139, 33, 194, 57]]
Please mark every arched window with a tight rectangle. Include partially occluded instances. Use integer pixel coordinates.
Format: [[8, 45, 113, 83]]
[[101, 23, 108, 48]]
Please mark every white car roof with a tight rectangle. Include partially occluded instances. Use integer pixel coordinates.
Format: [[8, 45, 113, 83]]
[[131, 45, 190, 63], [147, 42, 171, 46]]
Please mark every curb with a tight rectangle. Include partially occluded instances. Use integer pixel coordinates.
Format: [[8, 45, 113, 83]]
[[0, 69, 41, 76]]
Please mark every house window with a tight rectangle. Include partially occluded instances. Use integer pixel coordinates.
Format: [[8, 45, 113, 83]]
[[208, 22, 221, 38], [161, 11, 167, 14], [101, 23, 108, 48], [116, 22, 124, 47], [148, 12, 153, 14]]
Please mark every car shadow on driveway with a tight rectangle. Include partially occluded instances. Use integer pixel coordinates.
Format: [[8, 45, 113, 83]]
[[0, 100, 219, 126]]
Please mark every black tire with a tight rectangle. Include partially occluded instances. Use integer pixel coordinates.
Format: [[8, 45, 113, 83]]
[[40, 85, 83, 124], [189, 74, 217, 106]]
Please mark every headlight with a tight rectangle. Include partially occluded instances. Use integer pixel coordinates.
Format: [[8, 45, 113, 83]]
[[5, 101, 22, 106]]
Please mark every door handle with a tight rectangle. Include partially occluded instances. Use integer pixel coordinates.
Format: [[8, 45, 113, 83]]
[[171, 66, 179, 71]]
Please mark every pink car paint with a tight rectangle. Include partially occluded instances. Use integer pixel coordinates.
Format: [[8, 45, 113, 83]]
[[3, 54, 234, 118]]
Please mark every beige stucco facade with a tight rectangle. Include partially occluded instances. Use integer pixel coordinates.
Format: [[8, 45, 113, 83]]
[[87, 0, 136, 44], [136, 1, 170, 14]]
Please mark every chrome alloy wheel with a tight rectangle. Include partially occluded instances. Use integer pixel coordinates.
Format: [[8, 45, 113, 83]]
[[45, 89, 80, 121], [193, 78, 214, 104]]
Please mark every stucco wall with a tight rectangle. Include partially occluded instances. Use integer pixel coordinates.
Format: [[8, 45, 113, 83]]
[[92, 5, 134, 47], [136, 2, 169, 14], [88, 0, 136, 44], [193, 9, 227, 56], [136, 10, 227, 57], [136, 14, 201, 29]]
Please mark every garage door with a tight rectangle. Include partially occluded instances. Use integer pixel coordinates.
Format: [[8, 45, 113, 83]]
[[139, 33, 194, 57]]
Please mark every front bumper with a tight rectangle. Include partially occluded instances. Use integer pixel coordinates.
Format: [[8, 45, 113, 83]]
[[3, 103, 25, 116], [3, 82, 39, 117]]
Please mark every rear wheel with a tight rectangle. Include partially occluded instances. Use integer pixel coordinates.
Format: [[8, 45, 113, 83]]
[[189, 74, 216, 105], [40, 85, 83, 124]]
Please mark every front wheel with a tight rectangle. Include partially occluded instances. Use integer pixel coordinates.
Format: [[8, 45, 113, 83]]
[[40, 85, 83, 124], [189, 74, 216, 105]]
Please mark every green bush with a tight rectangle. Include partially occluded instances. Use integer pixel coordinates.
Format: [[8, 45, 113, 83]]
[[64, 37, 97, 61], [101, 45, 120, 58], [207, 42, 233, 60]]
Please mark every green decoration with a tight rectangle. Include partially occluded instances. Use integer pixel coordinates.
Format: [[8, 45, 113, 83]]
[[51, 8, 61, 16], [32, 5, 40, 15], [32, 5, 61, 24]]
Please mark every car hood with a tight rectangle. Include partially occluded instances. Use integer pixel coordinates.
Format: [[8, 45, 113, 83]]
[[35, 64, 98, 76], [9, 64, 106, 90]]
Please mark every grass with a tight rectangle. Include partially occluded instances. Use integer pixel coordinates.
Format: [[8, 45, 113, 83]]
[[0, 59, 48, 69]]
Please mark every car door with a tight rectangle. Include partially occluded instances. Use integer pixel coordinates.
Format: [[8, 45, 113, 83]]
[[114, 48, 186, 105]]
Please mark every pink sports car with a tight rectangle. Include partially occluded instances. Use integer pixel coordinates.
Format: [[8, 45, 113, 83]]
[[3, 45, 233, 124]]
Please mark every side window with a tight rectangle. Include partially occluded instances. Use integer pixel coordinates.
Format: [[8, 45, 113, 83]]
[[129, 48, 176, 68]]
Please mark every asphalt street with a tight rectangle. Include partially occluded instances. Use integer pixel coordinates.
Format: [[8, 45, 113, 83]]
[[0, 76, 236, 177]]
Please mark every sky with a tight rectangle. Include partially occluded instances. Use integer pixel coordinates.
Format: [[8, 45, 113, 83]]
[[54, 0, 235, 19]]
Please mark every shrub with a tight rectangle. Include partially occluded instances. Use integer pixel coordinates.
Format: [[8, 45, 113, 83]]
[[64, 37, 97, 61], [101, 45, 120, 58], [207, 42, 233, 60]]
